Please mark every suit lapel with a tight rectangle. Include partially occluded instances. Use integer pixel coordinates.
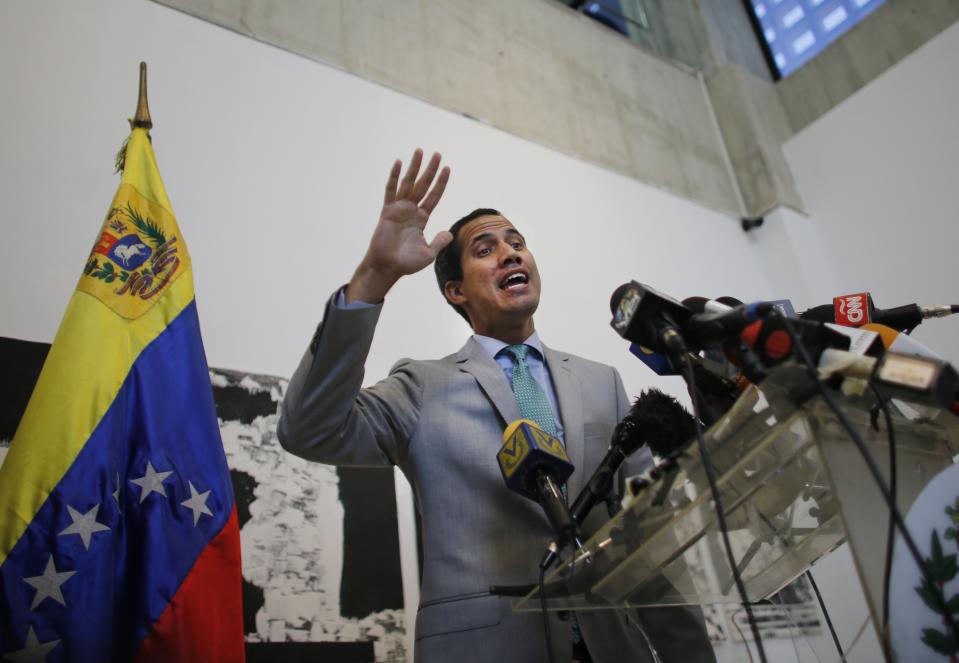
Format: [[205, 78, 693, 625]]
[[455, 338, 521, 427], [543, 345, 585, 498], [456, 339, 585, 496]]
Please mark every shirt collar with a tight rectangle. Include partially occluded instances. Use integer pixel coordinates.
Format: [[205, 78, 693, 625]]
[[473, 331, 545, 361]]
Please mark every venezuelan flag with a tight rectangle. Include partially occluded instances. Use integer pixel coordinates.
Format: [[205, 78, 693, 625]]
[[0, 126, 244, 661]]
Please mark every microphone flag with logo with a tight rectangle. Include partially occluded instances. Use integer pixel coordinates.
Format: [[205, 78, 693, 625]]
[[497, 420, 573, 499], [0, 67, 244, 662]]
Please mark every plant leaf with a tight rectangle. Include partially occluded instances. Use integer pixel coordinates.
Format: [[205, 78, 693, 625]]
[[931, 530, 944, 564], [943, 556, 959, 582], [916, 581, 943, 612], [920, 627, 959, 655]]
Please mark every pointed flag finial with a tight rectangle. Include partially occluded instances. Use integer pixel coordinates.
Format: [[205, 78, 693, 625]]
[[116, 62, 153, 172], [132, 61, 153, 130]]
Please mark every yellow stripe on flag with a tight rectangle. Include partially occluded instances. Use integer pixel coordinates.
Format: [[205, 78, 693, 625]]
[[122, 128, 174, 214], [0, 129, 195, 565]]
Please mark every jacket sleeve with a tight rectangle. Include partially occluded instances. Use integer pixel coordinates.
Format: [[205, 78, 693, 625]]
[[276, 291, 422, 467]]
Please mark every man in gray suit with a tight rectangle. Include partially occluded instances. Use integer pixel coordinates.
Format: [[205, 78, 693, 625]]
[[278, 150, 714, 662]]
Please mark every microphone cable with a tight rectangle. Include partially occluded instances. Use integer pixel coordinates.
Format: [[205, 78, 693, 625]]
[[539, 565, 557, 663], [870, 383, 898, 661], [774, 311, 959, 645], [683, 356, 769, 663], [805, 570, 846, 663]]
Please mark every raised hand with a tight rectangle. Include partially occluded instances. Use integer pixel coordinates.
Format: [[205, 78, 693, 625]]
[[347, 149, 452, 304]]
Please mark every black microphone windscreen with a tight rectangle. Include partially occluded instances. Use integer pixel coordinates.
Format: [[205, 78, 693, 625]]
[[715, 296, 744, 308], [799, 304, 835, 323], [623, 389, 697, 458], [681, 296, 710, 313]]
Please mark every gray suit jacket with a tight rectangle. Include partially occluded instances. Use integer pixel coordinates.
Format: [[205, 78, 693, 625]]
[[278, 295, 714, 663]]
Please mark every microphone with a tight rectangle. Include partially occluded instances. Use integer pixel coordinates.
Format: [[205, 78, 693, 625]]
[[628, 342, 677, 376], [570, 389, 696, 523], [609, 282, 773, 358], [612, 289, 771, 423], [735, 316, 852, 371], [683, 295, 735, 315], [704, 294, 883, 359], [714, 295, 744, 309], [817, 347, 959, 409], [799, 292, 959, 331], [682, 295, 769, 389], [683, 299, 775, 348], [861, 323, 945, 361], [714, 295, 798, 319], [609, 282, 691, 363], [540, 390, 698, 569], [627, 389, 699, 459], [628, 340, 743, 426], [496, 419, 582, 563]]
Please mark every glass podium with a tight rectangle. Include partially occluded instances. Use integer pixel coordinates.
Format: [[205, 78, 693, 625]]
[[516, 359, 959, 643]]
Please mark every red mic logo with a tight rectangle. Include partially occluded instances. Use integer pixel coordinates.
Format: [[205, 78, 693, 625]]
[[834, 293, 871, 326]]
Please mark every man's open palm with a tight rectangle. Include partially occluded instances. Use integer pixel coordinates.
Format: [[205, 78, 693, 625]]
[[367, 149, 452, 279]]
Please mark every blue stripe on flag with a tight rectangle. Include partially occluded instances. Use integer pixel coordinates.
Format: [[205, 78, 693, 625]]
[[0, 301, 235, 661]]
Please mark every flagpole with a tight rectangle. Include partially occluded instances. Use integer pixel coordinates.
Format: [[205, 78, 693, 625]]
[[132, 61, 152, 130]]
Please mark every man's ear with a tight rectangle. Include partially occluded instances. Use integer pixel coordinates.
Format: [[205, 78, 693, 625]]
[[444, 280, 466, 306]]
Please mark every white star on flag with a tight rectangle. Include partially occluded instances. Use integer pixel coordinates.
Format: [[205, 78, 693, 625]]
[[58, 504, 111, 550], [112, 471, 122, 509], [180, 481, 213, 526], [129, 461, 174, 503], [22, 555, 76, 610], [2, 626, 60, 662]]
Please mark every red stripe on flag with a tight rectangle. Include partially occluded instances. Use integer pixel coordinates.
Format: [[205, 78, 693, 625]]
[[134, 506, 246, 663]]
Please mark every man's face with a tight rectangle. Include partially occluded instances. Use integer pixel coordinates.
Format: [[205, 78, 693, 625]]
[[445, 215, 541, 335]]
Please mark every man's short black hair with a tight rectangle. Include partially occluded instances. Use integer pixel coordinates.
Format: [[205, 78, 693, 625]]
[[434, 208, 501, 326]]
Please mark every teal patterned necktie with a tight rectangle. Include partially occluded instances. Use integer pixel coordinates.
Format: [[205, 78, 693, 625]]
[[503, 344, 558, 438], [502, 344, 583, 644], [501, 345, 567, 497]]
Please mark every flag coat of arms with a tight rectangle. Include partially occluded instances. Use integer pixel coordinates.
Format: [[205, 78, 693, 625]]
[[0, 124, 244, 661]]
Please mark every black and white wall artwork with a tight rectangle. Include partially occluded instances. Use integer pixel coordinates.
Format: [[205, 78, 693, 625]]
[[0, 337, 408, 663]]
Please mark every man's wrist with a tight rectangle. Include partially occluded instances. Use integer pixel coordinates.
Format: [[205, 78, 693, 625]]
[[345, 260, 399, 304]]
